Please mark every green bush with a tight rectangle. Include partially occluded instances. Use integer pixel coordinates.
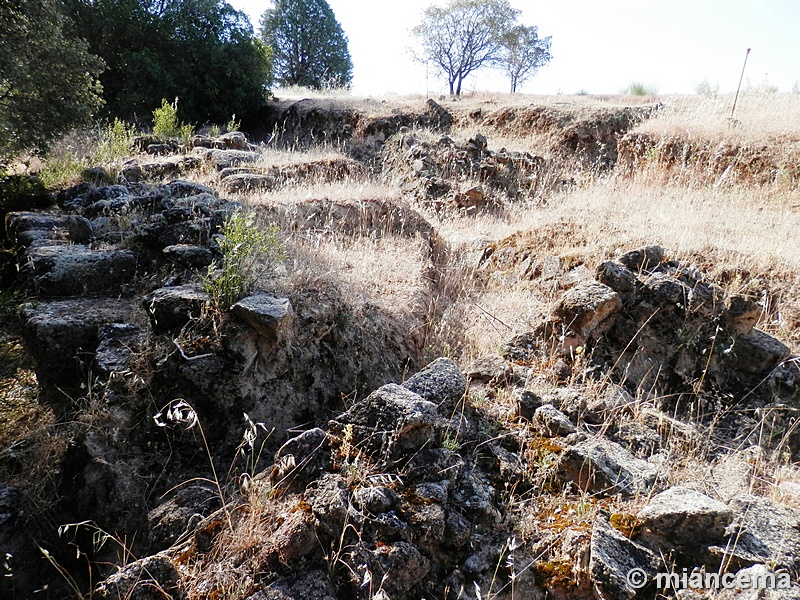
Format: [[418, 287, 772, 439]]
[[96, 118, 137, 164], [203, 212, 286, 310], [0, 175, 51, 216], [152, 98, 195, 143], [623, 81, 658, 96], [226, 114, 241, 133]]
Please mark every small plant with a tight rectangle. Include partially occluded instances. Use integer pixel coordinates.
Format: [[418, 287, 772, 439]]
[[38, 150, 85, 188], [226, 113, 241, 133], [695, 80, 720, 98], [154, 399, 232, 528], [152, 97, 195, 143], [203, 211, 286, 311], [96, 117, 136, 164], [209, 123, 222, 138], [623, 81, 659, 96]]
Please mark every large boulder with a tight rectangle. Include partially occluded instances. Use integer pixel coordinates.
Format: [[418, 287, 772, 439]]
[[143, 284, 209, 333], [19, 245, 137, 296], [557, 436, 660, 496], [402, 357, 466, 414], [20, 298, 134, 387], [637, 486, 733, 544], [553, 280, 622, 340], [328, 384, 438, 461]]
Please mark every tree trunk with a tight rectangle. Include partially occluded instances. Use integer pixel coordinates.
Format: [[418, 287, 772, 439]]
[[455, 77, 463, 95], [449, 79, 455, 95]]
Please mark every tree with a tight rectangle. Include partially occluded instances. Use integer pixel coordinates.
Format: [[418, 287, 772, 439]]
[[411, 0, 519, 96], [501, 25, 551, 93], [64, 0, 272, 125], [260, 0, 353, 89], [0, 0, 104, 160]]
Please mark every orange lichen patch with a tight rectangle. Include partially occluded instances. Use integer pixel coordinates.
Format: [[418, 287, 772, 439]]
[[609, 512, 642, 538], [534, 559, 577, 590], [524, 497, 597, 535]]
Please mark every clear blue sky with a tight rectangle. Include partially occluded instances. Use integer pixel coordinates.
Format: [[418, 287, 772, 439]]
[[228, 0, 800, 96]]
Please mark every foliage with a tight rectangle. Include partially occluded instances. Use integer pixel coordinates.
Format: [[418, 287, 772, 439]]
[[63, 0, 272, 126], [411, 0, 521, 96], [623, 81, 659, 96], [0, 175, 51, 218], [95, 118, 136, 164], [37, 152, 85, 189], [203, 212, 286, 310], [226, 114, 241, 133], [0, 0, 104, 161], [695, 80, 720, 98], [260, 0, 353, 89], [500, 25, 552, 93], [152, 98, 195, 142]]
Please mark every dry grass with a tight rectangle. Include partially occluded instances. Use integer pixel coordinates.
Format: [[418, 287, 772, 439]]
[[284, 234, 432, 321], [244, 180, 400, 207], [256, 146, 351, 168], [427, 178, 800, 360], [634, 92, 800, 141]]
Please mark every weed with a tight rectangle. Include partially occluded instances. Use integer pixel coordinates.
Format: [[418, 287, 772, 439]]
[[37, 150, 84, 189], [152, 98, 195, 143], [95, 118, 136, 164], [202, 211, 286, 310], [623, 81, 659, 97], [154, 399, 232, 528], [226, 114, 241, 133]]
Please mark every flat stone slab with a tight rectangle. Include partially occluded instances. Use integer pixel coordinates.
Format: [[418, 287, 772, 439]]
[[210, 150, 261, 170], [143, 284, 209, 332], [20, 298, 133, 387], [637, 486, 733, 543], [557, 435, 660, 496], [20, 245, 137, 296], [231, 292, 293, 342]]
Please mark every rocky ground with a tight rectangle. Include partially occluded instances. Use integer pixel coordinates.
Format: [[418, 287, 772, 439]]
[[1, 96, 799, 600]]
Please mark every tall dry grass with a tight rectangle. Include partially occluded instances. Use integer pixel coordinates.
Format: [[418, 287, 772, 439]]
[[632, 92, 800, 142]]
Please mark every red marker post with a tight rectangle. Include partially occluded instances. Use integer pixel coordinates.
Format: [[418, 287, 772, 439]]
[[730, 48, 751, 122]]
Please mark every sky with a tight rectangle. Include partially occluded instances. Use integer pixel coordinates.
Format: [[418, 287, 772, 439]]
[[227, 0, 800, 96]]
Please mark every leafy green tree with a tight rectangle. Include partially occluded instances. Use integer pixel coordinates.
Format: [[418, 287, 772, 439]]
[[500, 25, 551, 93], [260, 0, 353, 89], [64, 0, 271, 125], [411, 0, 519, 96], [0, 0, 104, 160]]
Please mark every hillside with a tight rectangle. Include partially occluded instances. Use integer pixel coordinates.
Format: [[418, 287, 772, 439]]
[[1, 91, 799, 600]]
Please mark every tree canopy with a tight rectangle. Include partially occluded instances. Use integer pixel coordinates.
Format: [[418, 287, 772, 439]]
[[411, 0, 551, 95], [0, 0, 104, 159], [501, 25, 552, 93], [260, 0, 353, 90], [64, 0, 272, 125]]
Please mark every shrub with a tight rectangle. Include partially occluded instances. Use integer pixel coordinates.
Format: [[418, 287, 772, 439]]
[[623, 81, 659, 96], [203, 212, 286, 310], [226, 114, 241, 133], [152, 98, 195, 143], [695, 80, 720, 98], [95, 118, 136, 164]]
